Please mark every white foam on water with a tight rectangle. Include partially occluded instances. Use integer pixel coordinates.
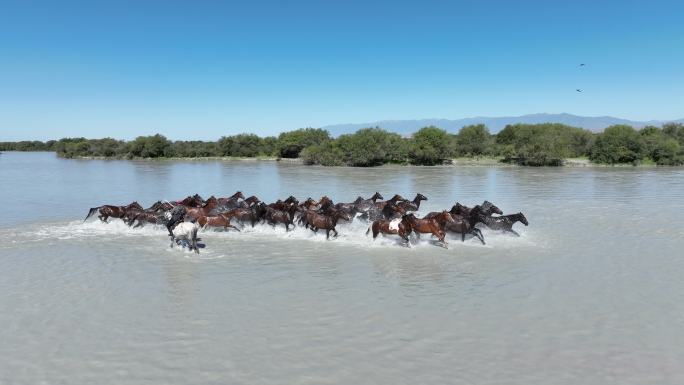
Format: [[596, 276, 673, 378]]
[[3, 215, 537, 256]]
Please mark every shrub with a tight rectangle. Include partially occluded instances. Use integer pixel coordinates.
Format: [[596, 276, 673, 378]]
[[409, 126, 453, 165], [589, 125, 643, 164]]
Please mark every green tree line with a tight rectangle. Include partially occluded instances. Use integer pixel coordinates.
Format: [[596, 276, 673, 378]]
[[2, 123, 683, 166]]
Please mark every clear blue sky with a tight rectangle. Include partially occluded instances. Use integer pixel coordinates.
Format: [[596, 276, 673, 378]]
[[1, 0, 683, 140]]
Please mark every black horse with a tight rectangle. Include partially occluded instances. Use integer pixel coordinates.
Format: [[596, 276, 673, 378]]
[[478, 212, 529, 236]]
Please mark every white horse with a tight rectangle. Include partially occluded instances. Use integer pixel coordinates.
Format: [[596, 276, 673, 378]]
[[170, 222, 200, 254]]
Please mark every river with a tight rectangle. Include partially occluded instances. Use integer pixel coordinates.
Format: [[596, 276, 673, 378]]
[[1, 151, 683, 384]]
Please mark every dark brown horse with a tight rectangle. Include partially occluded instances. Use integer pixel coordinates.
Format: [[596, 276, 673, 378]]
[[298, 197, 319, 211], [373, 194, 406, 210], [269, 195, 299, 210], [364, 200, 406, 221], [442, 205, 487, 244], [221, 203, 266, 227], [84, 201, 143, 223], [403, 211, 454, 247], [263, 203, 297, 231], [218, 191, 245, 209], [478, 212, 528, 236], [424, 200, 503, 220], [303, 209, 351, 239], [197, 214, 241, 232], [241, 195, 261, 207], [396, 193, 428, 212], [317, 196, 334, 213], [128, 211, 165, 228], [344, 192, 384, 214], [177, 194, 204, 207], [366, 214, 412, 244]]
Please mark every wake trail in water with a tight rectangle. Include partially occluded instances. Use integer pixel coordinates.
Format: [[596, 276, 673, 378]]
[[1, 215, 538, 256]]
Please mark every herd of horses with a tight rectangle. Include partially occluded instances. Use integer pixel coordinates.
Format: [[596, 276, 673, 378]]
[[83, 191, 528, 254]]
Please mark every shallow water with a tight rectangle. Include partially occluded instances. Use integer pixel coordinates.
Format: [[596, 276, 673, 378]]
[[1, 152, 684, 385]]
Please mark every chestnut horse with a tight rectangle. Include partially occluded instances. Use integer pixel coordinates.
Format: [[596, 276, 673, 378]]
[[197, 214, 241, 232], [403, 211, 454, 247], [184, 196, 218, 220], [84, 201, 143, 223]]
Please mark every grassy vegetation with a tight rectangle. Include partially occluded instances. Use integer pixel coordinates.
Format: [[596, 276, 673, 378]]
[[2, 122, 683, 166]]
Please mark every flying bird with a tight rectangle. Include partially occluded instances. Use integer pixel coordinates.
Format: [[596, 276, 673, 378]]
[[579, 63, 586, 66], [576, 89, 583, 92]]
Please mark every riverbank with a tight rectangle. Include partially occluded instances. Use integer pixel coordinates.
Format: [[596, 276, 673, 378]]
[[55, 153, 676, 168]]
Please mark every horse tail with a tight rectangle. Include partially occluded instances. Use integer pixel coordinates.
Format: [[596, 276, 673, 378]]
[[84, 206, 101, 222], [366, 224, 371, 236]]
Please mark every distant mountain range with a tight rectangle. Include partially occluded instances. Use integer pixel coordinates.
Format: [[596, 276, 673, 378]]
[[322, 113, 684, 137]]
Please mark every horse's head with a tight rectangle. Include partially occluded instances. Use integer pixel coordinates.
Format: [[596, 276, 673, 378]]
[[451, 202, 469, 215], [517, 212, 529, 226], [371, 192, 384, 201], [232, 191, 245, 200], [129, 201, 143, 209], [245, 196, 260, 205], [203, 196, 217, 207], [285, 195, 299, 205], [482, 200, 503, 215], [440, 210, 455, 223], [415, 193, 428, 202]]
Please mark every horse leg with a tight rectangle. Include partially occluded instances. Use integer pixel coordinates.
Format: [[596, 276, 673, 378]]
[[333, 228, 338, 238], [461, 230, 465, 242], [436, 230, 448, 248], [326, 229, 330, 239], [507, 229, 520, 237], [476, 229, 486, 245], [228, 224, 241, 232]]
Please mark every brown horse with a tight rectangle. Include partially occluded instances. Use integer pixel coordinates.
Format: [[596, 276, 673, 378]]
[[128, 211, 165, 228], [269, 196, 299, 211], [403, 211, 454, 247], [184, 196, 218, 219], [177, 194, 204, 207], [373, 194, 406, 210], [197, 214, 241, 232], [364, 200, 406, 221], [84, 201, 143, 223], [218, 191, 245, 209], [241, 195, 261, 207], [304, 209, 351, 239], [396, 193, 428, 212], [353, 192, 384, 213], [263, 204, 297, 231], [298, 197, 319, 211], [366, 214, 412, 244], [221, 203, 266, 227], [317, 196, 334, 213]]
